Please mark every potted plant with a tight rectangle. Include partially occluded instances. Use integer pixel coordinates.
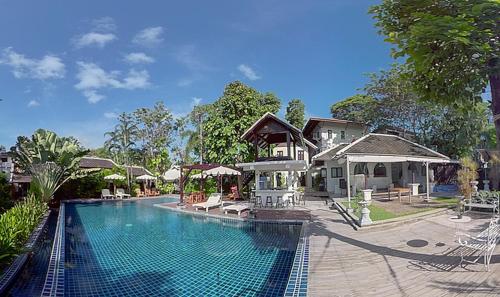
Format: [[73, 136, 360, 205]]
[[456, 157, 478, 219]]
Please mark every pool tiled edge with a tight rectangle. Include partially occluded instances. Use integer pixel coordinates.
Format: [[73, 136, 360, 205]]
[[284, 223, 309, 297], [0, 211, 51, 295], [41, 204, 65, 297]]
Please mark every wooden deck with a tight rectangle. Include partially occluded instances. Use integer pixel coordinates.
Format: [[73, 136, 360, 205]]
[[306, 204, 500, 296]]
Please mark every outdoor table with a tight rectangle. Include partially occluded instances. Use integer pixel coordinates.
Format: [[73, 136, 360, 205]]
[[448, 215, 471, 240], [391, 187, 411, 202]]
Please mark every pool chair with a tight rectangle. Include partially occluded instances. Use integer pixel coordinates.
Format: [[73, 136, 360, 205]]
[[135, 188, 145, 198], [223, 203, 251, 217], [193, 193, 222, 212], [116, 188, 131, 199], [101, 189, 115, 199]]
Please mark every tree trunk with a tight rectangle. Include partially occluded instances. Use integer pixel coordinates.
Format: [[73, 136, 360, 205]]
[[491, 72, 500, 149]]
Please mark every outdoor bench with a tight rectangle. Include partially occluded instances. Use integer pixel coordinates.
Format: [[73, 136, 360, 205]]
[[465, 191, 499, 214], [458, 217, 499, 271]]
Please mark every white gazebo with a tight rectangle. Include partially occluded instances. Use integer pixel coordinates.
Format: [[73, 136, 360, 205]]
[[312, 133, 454, 209]]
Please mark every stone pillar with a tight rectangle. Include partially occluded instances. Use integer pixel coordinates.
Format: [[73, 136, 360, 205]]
[[408, 183, 420, 196], [358, 201, 372, 226], [484, 180, 490, 191]]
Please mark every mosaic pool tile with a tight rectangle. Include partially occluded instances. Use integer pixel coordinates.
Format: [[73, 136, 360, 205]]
[[61, 198, 302, 296]]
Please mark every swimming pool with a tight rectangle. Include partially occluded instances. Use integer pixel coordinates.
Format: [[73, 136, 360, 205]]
[[51, 198, 303, 296]]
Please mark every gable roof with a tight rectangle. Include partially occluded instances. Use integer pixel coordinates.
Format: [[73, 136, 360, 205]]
[[124, 165, 153, 177], [241, 112, 317, 150], [80, 156, 117, 169], [312, 144, 349, 161], [303, 117, 367, 136], [317, 133, 450, 163]]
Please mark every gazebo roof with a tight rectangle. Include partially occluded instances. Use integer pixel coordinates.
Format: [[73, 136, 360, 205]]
[[313, 133, 451, 163], [241, 112, 317, 149]]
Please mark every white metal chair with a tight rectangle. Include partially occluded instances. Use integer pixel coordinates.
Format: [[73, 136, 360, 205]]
[[458, 217, 499, 271]]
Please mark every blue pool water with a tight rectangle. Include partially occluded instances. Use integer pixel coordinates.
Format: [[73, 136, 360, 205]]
[[64, 198, 302, 296]]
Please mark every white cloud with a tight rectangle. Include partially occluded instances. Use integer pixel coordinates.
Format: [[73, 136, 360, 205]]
[[133, 26, 164, 47], [174, 45, 212, 87], [124, 52, 154, 64], [75, 62, 150, 103], [238, 64, 261, 80], [91, 17, 116, 32], [27, 100, 40, 107], [75, 32, 116, 48], [0, 47, 65, 80], [103, 112, 118, 119]]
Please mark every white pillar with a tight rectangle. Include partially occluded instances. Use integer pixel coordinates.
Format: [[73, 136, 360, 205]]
[[425, 162, 430, 202], [255, 170, 260, 190], [346, 158, 351, 210]]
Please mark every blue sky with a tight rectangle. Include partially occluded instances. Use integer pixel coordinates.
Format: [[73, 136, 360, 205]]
[[0, 0, 392, 148]]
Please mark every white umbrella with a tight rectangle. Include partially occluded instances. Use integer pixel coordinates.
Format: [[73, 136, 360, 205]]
[[104, 173, 126, 194], [136, 174, 157, 181], [104, 173, 126, 180], [191, 173, 207, 179], [205, 166, 241, 195], [163, 167, 180, 181]]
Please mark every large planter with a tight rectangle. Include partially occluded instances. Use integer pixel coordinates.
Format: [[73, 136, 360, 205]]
[[362, 189, 373, 205], [470, 181, 479, 194], [408, 183, 420, 196]]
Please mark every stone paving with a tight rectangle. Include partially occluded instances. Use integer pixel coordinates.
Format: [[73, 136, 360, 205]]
[[304, 202, 500, 297]]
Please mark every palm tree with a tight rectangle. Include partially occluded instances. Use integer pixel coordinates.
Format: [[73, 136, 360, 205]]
[[104, 113, 139, 191]]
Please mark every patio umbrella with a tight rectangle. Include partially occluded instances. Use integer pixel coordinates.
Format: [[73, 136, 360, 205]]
[[136, 174, 157, 181], [205, 166, 241, 195], [104, 173, 126, 194], [163, 166, 180, 181]]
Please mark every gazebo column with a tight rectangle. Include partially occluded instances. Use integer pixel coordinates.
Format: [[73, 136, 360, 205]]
[[286, 132, 291, 158], [425, 162, 430, 202], [255, 170, 261, 190]]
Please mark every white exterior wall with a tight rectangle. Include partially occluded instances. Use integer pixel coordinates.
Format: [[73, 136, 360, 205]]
[[272, 145, 310, 165], [311, 123, 365, 151], [324, 160, 393, 195]]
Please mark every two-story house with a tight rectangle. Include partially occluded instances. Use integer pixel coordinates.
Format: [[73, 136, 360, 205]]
[[0, 149, 14, 182], [302, 118, 367, 193]]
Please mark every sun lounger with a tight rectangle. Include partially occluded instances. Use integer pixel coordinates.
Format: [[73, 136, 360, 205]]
[[223, 203, 251, 217], [116, 188, 131, 199], [193, 193, 222, 212], [101, 189, 115, 199]]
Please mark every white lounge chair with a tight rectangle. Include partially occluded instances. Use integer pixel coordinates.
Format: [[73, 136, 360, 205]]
[[101, 189, 115, 199], [193, 194, 222, 212], [223, 203, 251, 217], [116, 188, 131, 199], [458, 217, 499, 271]]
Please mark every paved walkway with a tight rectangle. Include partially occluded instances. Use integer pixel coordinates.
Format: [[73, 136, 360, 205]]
[[305, 203, 500, 297]]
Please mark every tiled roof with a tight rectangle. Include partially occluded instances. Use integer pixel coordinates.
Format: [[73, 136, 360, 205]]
[[124, 166, 153, 177], [79, 157, 117, 169], [312, 144, 349, 161], [342, 134, 447, 159]]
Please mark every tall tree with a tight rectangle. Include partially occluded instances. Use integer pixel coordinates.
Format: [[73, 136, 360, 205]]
[[330, 94, 377, 124], [104, 113, 139, 190], [203, 81, 281, 164], [133, 101, 174, 170], [285, 99, 306, 128], [370, 0, 500, 146]]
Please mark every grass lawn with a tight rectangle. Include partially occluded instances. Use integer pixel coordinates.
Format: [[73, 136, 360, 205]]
[[341, 196, 458, 222]]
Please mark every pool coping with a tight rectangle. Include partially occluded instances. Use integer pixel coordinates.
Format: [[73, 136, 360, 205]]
[[41, 198, 309, 297], [0, 210, 51, 296], [41, 204, 65, 297]]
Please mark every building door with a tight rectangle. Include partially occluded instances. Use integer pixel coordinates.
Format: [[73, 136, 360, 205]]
[[391, 163, 402, 187], [320, 168, 327, 192]]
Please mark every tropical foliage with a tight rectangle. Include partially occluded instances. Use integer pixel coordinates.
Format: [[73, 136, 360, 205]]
[[13, 129, 89, 201], [285, 99, 306, 128], [0, 173, 13, 213], [330, 65, 490, 158], [370, 0, 500, 145], [0, 193, 47, 265], [203, 81, 281, 164], [457, 157, 479, 199]]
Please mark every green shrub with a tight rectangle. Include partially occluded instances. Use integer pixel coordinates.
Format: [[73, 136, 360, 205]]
[[0, 193, 47, 265], [157, 181, 175, 194], [0, 173, 13, 213]]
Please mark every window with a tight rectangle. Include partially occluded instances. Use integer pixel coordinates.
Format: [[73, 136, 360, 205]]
[[276, 151, 283, 157], [340, 130, 345, 140], [331, 167, 343, 178], [354, 163, 369, 175], [328, 130, 333, 139], [315, 131, 320, 139], [373, 163, 387, 177], [298, 150, 304, 160]]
